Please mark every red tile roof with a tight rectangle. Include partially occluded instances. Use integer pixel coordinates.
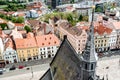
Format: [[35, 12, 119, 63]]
[[35, 34, 60, 47], [94, 24, 112, 35], [14, 23, 24, 27], [15, 37, 37, 49]]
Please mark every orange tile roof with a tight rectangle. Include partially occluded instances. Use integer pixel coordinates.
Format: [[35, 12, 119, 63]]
[[35, 34, 60, 47], [94, 24, 112, 35], [15, 37, 37, 49], [27, 32, 34, 38], [14, 23, 24, 27]]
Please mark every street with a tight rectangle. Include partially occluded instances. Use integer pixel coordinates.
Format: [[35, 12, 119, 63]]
[[0, 63, 49, 80]]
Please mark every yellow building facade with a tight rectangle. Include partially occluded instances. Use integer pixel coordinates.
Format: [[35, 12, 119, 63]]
[[16, 47, 39, 62]]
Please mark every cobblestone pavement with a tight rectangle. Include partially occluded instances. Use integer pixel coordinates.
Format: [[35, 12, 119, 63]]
[[96, 55, 120, 80]]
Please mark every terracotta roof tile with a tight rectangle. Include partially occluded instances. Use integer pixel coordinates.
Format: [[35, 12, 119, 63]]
[[94, 24, 112, 35], [14, 23, 24, 27], [35, 34, 60, 47], [15, 37, 37, 49]]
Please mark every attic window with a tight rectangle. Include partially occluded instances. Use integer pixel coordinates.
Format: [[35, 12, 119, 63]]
[[48, 42, 50, 45], [42, 43, 44, 45], [45, 38, 47, 40]]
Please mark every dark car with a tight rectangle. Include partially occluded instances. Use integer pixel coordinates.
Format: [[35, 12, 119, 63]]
[[9, 66, 16, 70]]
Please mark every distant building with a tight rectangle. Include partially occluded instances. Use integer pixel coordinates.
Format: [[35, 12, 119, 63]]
[[94, 22, 116, 52], [14, 23, 25, 31], [55, 20, 88, 54], [35, 34, 60, 59], [27, 20, 54, 35], [3, 47, 18, 64], [15, 34, 38, 62], [26, 10, 39, 18], [10, 28, 23, 39], [7, 21, 15, 29], [112, 21, 120, 49]]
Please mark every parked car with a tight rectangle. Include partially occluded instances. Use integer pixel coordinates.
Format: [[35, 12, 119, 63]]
[[18, 65, 24, 69], [26, 67, 30, 70], [0, 69, 3, 75], [9, 66, 16, 70]]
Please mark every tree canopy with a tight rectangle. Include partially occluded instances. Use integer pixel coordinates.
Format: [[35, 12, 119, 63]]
[[24, 25, 32, 33]]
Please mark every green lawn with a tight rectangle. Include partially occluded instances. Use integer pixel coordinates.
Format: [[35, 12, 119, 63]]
[[0, 5, 7, 9]]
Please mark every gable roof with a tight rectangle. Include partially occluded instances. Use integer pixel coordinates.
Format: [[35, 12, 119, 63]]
[[94, 24, 112, 35], [14, 23, 24, 27], [27, 20, 40, 27], [15, 37, 37, 49], [35, 34, 60, 47]]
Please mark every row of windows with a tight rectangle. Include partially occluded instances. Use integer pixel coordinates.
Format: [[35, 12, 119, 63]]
[[19, 53, 38, 57], [95, 40, 107, 43], [18, 49, 38, 53], [41, 50, 54, 55], [79, 40, 86, 42], [6, 56, 16, 59], [40, 46, 57, 51], [95, 44, 106, 47]]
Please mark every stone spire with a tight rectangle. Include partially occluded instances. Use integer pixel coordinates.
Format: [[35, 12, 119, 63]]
[[81, 5, 98, 62]]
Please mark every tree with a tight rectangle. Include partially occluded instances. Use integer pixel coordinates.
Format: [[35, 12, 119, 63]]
[[67, 13, 73, 22], [95, 7, 103, 12], [78, 14, 83, 21], [12, 17, 17, 23], [24, 25, 31, 33], [82, 16, 88, 22], [16, 17, 24, 23], [0, 23, 8, 30]]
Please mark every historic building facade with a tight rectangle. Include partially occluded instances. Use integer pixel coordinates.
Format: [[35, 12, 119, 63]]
[[35, 34, 60, 59]]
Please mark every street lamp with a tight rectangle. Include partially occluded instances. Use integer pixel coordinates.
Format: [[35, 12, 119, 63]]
[[30, 66, 34, 80]]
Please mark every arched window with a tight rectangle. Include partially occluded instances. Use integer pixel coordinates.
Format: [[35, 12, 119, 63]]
[[91, 64, 93, 70]]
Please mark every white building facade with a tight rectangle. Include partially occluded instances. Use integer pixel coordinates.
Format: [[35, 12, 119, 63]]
[[108, 30, 117, 49], [3, 47, 19, 64], [39, 46, 59, 59], [35, 34, 60, 59], [0, 38, 4, 60]]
